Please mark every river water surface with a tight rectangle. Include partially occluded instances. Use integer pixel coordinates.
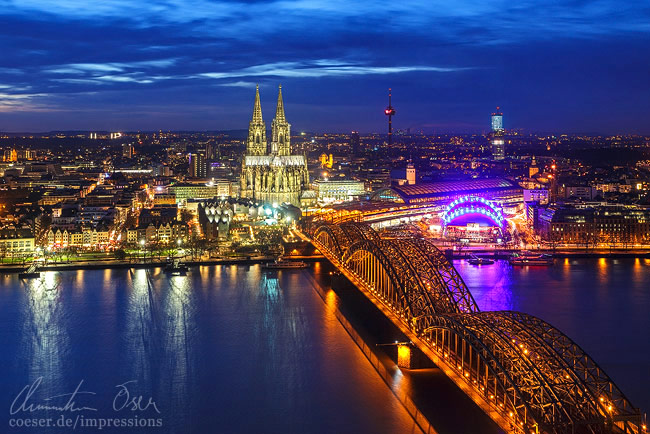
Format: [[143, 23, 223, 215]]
[[0, 258, 648, 433]]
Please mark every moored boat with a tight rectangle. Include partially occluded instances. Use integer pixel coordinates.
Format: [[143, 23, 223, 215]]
[[262, 258, 309, 269], [165, 259, 189, 274], [509, 252, 554, 266], [468, 254, 495, 265]]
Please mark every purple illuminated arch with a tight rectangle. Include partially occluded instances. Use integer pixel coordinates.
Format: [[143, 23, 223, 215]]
[[441, 196, 505, 234]]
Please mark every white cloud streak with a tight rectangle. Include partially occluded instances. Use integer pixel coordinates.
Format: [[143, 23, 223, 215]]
[[217, 81, 259, 88], [199, 60, 467, 80], [46, 59, 178, 75], [40, 58, 467, 89], [0, 92, 52, 112]]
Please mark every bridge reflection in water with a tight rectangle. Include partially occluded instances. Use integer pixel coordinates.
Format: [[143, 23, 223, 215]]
[[305, 221, 645, 434]]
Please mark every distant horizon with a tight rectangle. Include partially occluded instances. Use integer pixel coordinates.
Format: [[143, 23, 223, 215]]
[[1, 128, 649, 138]]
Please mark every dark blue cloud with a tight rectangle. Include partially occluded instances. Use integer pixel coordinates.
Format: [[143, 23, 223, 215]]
[[0, 0, 649, 133]]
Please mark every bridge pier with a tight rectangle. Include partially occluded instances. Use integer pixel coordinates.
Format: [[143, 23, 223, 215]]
[[329, 270, 351, 289], [397, 343, 435, 370]]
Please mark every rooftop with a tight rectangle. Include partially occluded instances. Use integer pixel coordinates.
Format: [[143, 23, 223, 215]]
[[370, 178, 522, 204], [391, 179, 519, 198]]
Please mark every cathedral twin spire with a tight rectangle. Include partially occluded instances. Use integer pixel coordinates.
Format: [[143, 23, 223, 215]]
[[252, 84, 264, 124], [240, 84, 308, 207], [274, 85, 286, 123], [247, 85, 266, 156], [246, 85, 290, 156]]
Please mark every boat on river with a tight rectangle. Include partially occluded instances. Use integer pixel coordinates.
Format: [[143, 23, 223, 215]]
[[165, 259, 188, 274], [262, 258, 309, 270], [467, 254, 495, 265], [509, 252, 554, 266]]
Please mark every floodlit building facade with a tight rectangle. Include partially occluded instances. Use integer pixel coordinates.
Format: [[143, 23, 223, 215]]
[[240, 85, 309, 206]]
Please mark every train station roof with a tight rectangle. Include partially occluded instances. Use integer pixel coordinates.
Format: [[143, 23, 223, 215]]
[[371, 178, 521, 204]]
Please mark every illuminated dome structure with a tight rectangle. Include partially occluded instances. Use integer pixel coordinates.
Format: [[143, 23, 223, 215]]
[[441, 196, 506, 242]]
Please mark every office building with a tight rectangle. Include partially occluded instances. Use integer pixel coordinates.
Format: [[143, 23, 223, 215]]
[[491, 106, 505, 160], [188, 152, 206, 178], [350, 131, 360, 155]]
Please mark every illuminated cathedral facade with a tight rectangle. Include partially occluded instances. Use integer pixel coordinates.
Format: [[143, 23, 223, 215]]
[[240, 85, 309, 206]]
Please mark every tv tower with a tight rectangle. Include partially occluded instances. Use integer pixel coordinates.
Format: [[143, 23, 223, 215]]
[[384, 88, 396, 145]]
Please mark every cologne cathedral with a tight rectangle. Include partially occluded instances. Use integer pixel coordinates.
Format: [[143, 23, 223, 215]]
[[240, 85, 309, 206]]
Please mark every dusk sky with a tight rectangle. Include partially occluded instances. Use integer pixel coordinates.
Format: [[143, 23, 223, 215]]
[[0, 0, 649, 134]]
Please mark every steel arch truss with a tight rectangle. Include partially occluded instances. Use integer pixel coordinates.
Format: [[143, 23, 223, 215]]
[[313, 222, 381, 257], [404, 237, 479, 314], [340, 221, 381, 243], [423, 312, 642, 434], [313, 224, 350, 257], [343, 239, 414, 319], [340, 238, 478, 319], [307, 222, 642, 434], [495, 312, 641, 431]]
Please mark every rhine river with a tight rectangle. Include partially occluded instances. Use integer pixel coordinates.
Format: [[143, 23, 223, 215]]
[[0, 258, 648, 434]]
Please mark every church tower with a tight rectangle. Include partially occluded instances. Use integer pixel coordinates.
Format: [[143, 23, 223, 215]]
[[271, 85, 291, 156], [240, 85, 309, 207], [246, 85, 267, 156]]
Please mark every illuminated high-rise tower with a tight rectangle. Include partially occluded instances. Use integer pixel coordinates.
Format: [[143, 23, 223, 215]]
[[246, 85, 267, 156], [491, 106, 505, 160], [491, 106, 504, 133], [188, 152, 206, 178]]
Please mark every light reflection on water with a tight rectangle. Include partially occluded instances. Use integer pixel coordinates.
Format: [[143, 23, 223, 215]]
[[455, 260, 515, 311], [125, 269, 157, 389], [22, 272, 68, 401], [160, 272, 195, 415], [0, 267, 417, 434], [2, 260, 647, 432]]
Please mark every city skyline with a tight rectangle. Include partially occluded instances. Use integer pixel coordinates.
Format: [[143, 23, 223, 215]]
[[1, 3, 649, 433], [1, 1, 649, 134]]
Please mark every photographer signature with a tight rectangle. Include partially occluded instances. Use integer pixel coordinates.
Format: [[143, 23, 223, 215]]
[[10, 377, 160, 415], [113, 381, 160, 414]]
